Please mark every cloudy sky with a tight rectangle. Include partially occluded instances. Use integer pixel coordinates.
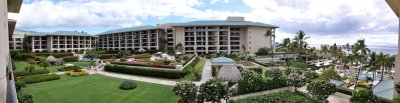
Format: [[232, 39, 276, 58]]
[[9, 0, 399, 47]]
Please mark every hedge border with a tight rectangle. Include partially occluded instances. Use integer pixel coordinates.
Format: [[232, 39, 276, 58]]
[[105, 65, 187, 79]]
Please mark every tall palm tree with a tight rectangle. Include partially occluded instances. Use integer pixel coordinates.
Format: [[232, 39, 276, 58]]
[[158, 30, 168, 52], [282, 38, 291, 63], [321, 44, 329, 60], [264, 30, 275, 62], [353, 39, 370, 90], [367, 52, 378, 84], [293, 30, 309, 61]]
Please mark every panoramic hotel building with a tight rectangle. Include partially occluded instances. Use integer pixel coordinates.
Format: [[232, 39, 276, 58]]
[[28, 31, 97, 52], [98, 17, 278, 54]]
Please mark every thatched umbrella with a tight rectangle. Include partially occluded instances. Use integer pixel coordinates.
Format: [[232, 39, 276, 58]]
[[217, 65, 241, 83], [47, 56, 58, 63]]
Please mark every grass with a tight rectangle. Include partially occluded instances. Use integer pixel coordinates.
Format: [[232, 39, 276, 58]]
[[233, 90, 316, 103], [27, 74, 178, 103], [193, 58, 206, 76], [14, 61, 94, 73]]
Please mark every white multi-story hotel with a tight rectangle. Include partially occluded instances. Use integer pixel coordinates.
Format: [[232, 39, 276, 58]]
[[28, 31, 97, 53], [9, 34, 24, 51], [98, 17, 278, 54]]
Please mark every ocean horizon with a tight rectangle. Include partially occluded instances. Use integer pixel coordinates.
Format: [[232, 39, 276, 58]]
[[309, 44, 398, 55]]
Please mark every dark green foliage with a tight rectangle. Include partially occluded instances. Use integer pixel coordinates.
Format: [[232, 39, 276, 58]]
[[197, 79, 229, 103], [15, 69, 50, 77], [17, 74, 61, 84], [336, 87, 353, 95], [105, 65, 187, 79], [85, 51, 98, 61], [255, 47, 271, 56], [307, 80, 336, 102], [119, 80, 137, 90], [62, 56, 79, 62], [238, 70, 265, 94], [248, 67, 263, 74], [266, 68, 283, 79], [233, 91, 316, 103], [350, 89, 379, 103], [58, 66, 82, 71], [15, 80, 26, 92], [320, 68, 342, 80], [17, 91, 34, 103], [98, 54, 117, 59], [289, 62, 308, 69], [173, 81, 198, 103], [14, 53, 73, 61]]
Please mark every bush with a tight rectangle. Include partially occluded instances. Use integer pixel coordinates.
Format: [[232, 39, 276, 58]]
[[306, 80, 336, 102], [173, 81, 198, 103], [58, 66, 82, 71], [15, 80, 26, 92], [19, 54, 44, 61], [238, 70, 266, 94], [15, 69, 50, 77], [247, 68, 263, 74], [336, 87, 353, 95], [62, 56, 79, 62], [289, 62, 308, 69], [66, 70, 89, 77], [119, 80, 137, 90], [98, 54, 117, 59], [17, 74, 61, 84], [105, 65, 187, 79], [17, 91, 33, 103], [112, 62, 176, 69], [350, 89, 380, 103], [233, 91, 316, 103], [255, 47, 271, 56], [52, 53, 74, 58]]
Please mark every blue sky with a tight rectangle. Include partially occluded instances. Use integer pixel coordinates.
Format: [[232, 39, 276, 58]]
[[9, 0, 399, 47]]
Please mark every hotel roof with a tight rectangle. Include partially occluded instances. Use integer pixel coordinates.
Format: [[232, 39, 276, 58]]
[[97, 25, 158, 35], [30, 31, 95, 37], [170, 20, 279, 28]]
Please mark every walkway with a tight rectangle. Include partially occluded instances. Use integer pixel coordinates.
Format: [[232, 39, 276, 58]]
[[200, 59, 213, 82], [97, 70, 177, 86]]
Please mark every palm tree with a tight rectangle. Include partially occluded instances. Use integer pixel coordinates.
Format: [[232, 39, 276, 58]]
[[39, 59, 51, 70], [367, 52, 378, 84], [158, 30, 168, 52], [282, 38, 291, 63], [176, 43, 183, 52], [293, 30, 309, 61], [320, 45, 329, 60], [264, 30, 275, 62], [353, 39, 370, 90]]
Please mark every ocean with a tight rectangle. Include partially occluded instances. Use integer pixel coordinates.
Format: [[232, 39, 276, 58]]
[[309, 44, 398, 55]]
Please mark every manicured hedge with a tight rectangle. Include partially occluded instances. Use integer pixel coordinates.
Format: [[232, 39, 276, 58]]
[[248, 67, 263, 74], [336, 87, 353, 95], [58, 66, 82, 71], [98, 54, 117, 59], [105, 65, 187, 79], [14, 69, 50, 77], [20, 54, 44, 61], [17, 74, 61, 84], [17, 53, 73, 60], [62, 56, 79, 62], [112, 62, 176, 69]]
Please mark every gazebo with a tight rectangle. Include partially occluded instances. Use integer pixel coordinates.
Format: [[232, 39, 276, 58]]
[[217, 65, 241, 83], [46, 56, 58, 64], [211, 57, 235, 65]]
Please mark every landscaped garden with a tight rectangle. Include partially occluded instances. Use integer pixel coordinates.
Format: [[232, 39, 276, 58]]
[[26, 74, 178, 103], [232, 90, 316, 103]]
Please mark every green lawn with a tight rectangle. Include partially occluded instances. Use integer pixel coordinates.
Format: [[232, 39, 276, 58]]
[[14, 61, 94, 73], [27, 74, 178, 103], [194, 58, 206, 75]]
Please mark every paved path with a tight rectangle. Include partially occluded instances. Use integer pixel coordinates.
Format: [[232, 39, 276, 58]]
[[200, 59, 213, 82], [97, 70, 178, 86]]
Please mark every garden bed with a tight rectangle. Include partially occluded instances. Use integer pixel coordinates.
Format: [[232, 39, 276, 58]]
[[232, 90, 316, 103], [112, 61, 176, 69]]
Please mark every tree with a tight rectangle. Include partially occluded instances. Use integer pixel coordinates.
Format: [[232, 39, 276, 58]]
[[176, 43, 183, 52], [367, 52, 378, 84], [350, 89, 379, 103], [173, 81, 198, 103], [282, 38, 291, 63], [293, 30, 309, 61], [287, 73, 306, 91], [239, 69, 265, 94], [25, 58, 36, 73], [255, 47, 271, 56], [117, 50, 130, 59], [158, 30, 168, 52], [266, 68, 283, 80], [264, 30, 275, 62], [39, 59, 51, 70], [307, 80, 336, 102], [197, 79, 229, 103], [22, 34, 32, 52], [353, 39, 370, 90], [85, 51, 98, 61]]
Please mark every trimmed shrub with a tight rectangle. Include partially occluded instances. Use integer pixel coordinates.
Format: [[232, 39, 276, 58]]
[[62, 56, 79, 62], [105, 65, 187, 79], [112, 62, 176, 69], [336, 87, 353, 95], [119, 80, 137, 90], [52, 53, 74, 58], [255, 47, 271, 56], [98, 54, 117, 59], [17, 91, 33, 103], [15, 80, 26, 92], [58, 66, 82, 71], [248, 67, 263, 74], [17, 74, 61, 84], [66, 70, 89, 77], [15, 69, 50, 77]]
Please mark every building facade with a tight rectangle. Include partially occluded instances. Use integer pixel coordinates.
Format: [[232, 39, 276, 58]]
[[97, 17, 278, 54], [386, 0, 400, 98], [29, 31, 97, 53], [1, 0, 22, 103], [9, 34, 24, 51]]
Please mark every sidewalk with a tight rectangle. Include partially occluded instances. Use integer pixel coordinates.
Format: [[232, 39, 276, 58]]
[[200, 59, 213, 83]]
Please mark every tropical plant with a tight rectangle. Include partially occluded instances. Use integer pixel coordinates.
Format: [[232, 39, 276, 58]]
[[197, 79, 229, 103], [264, 30, 275, 62], [85, 51, 98, 61], [282, 38, 291, 63], [39, 59, 51, 70], [255, 47, 271, 56], [307, 80, 336, 102], [239, 69, 265, 94], [353, 39, 370, 90], [173, 81, 198, 103], [119, 80, 137, 90], [117, 50, 130, 59], [266, 68, 283, 80], [287, 73, 306, 91], [292, 30, 309, 61], [350, 89, 379, 103], [176, 43, 183, 52], [158, 30, 168, 52]]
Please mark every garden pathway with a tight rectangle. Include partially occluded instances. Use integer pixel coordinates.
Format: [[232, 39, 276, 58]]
[[200, 59, 213, 83], [96, 70, 178, 86]]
